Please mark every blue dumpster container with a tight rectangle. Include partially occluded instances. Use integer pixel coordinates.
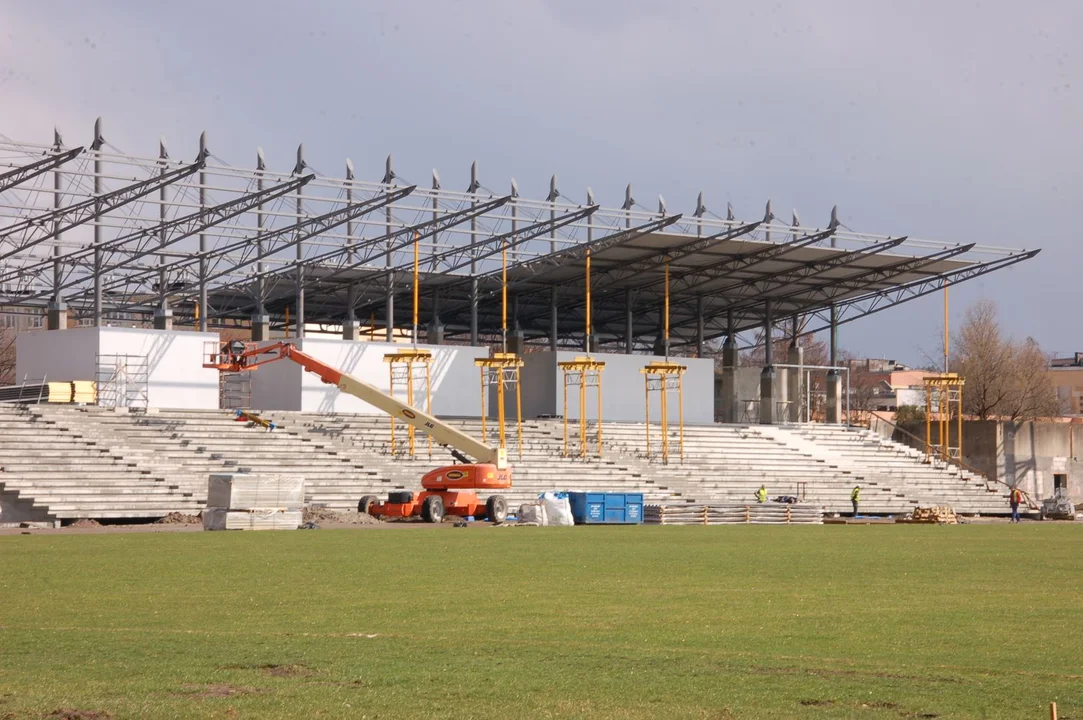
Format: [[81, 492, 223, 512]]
[[568, 492, 644, 525]]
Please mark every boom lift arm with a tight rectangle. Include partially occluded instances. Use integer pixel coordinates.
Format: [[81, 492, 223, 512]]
[[205, 341, 507, 470]]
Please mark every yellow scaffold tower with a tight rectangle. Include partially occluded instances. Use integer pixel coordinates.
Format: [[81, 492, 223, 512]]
[[383, 231, 432, 458], [924, 373, 964, 464], [558, 241, 605, 458], [384, 348, 433, 458], [641, 256, 685, 463], [475, 237, 524, 459], [642, 361, 686, 464], [476, 352, 524, 460]]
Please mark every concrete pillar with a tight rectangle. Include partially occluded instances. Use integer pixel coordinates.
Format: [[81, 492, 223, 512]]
[[624, 288, 634, 354], [787, 342, 803, 422], [720, 334, 739, 423], [251, 314, 270, 342], [152, 308, 173, 331], [826, 371, 842, 424], [469, 276, 478, 346], [47, 302, 67, 331], [342, 319, 361, 341], [428, 290, 444, 345], [760, 299, 775, 424], [695, 296, 705, 358], [508, 326, 526, 355], [760, 367, 776, 424]]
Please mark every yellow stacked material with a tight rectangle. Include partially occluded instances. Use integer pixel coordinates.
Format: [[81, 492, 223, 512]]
[[898, 506, 958, 524], [71, 381, 97, 404], [45, 382, 74, 403]]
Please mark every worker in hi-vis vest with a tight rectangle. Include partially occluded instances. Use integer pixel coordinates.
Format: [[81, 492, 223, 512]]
[[1009, 486, 1024, 523], [851, 486, 861, 516], [755, 485, 768, 503]]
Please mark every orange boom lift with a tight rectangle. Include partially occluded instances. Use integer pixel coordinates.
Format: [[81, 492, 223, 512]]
[[204, 340, 511, 523]]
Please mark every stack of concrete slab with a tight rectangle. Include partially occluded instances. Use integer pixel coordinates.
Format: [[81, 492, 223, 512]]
[[202, 473, 304, 531]]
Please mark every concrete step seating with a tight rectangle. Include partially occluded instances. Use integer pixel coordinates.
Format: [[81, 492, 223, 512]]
[[0, 404, 1012, 521]]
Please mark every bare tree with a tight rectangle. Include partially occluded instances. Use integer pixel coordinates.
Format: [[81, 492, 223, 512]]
[[0, 327, 14, 386], [953, 299, 1061, 420]]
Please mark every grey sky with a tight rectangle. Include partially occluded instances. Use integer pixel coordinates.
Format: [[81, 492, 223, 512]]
[[1, 0, 1079, 364]]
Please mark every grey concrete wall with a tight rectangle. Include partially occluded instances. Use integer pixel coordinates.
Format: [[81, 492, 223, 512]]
[[249, 339, 489, 416], [519, 351, 715, 424], [713, 367, 785, 423], [16, 327, 220, 409], [880, 419, 1083, 504]]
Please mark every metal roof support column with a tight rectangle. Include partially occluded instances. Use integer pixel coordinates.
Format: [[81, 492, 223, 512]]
[[251, 148, 270, 341], [152, 138, 173, 330], [197, 131, 209, 332], [91, 118, 104, 327], [826, 303, 841, 424], [787, 315, 803, 422], [293, 144, 306, 339], [342, 159, 360, 340], [760, 298, 776, 424], [624, 288, 633, 354], [384, 156, 397, 342], [47, 128, 67, 330], [584, 188, 593, 353], [695, 296, 704, 358], [549, 286, 558, 351], [720, 310, 738, 423], [622, 184, 634, 228], [469, 161, 480, 346], [428, 289, 444, 345]]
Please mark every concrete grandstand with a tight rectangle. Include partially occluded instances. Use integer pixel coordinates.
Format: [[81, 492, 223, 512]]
[[0, 121, 1036, 524]]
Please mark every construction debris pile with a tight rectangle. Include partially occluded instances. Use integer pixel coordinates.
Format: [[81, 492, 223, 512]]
[[644, 503, 823, 525], [203, 473, 304, 531], [898, 506, 958, 524]]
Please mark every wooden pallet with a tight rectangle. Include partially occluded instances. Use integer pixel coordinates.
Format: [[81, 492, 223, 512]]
[[897, 506, 958, 524], [644, 503, 823, 526]]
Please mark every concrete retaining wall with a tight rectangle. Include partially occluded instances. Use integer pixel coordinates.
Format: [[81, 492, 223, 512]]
[[15, 327, 220, 409]]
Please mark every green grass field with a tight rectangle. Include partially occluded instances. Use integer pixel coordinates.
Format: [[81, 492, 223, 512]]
[[1, 524, 1081, 719]]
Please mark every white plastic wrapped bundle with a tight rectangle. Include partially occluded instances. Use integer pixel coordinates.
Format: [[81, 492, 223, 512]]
[[207, 473, 305, 511]]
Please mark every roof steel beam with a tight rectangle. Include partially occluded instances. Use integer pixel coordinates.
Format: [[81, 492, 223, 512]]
[[0, 147, 84, 194], [0, 158, 204, 261], [0, 174, 314, 302], [61, 185, 415, 309]]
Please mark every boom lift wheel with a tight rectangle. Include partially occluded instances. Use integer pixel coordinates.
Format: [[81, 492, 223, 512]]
[[421, 495, 445, 523], [486, 495, 508, 523], [357, 495, 379, 514]]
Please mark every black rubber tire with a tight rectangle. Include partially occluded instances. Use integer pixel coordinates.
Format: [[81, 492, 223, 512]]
[[420, 495, 445, 523], [388, 491, 414, 505], [357, 495, 379, 514], [486, 495, 508, 524]]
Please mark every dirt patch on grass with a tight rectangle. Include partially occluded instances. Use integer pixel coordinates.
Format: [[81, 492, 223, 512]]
[[43, 710, 113, 720], [752, 665, 963, 685], [302, 508, 380, 525], [66, 519, 100, 529], [259, 664, 312, 678], [179, 684, 260, 699], [799, 699, 836, 707], [154, 512, 201, 525], [860, 701, 901, 710]]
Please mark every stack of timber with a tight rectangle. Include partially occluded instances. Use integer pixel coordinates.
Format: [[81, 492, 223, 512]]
[[897, 506, 958, 524], [644, 503, 823, 526], [0, 380, 95, 404], [202, 473, 304, 531]]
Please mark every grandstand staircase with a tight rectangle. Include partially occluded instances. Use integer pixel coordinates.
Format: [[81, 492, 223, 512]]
[[0, 404, 1011, 523]]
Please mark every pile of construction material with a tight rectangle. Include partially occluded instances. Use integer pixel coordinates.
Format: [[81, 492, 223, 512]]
[[898, 506, 958, 524], [202, 473, 304, 531], [644, 503, 823, 526], [0, 380, 96, 404]]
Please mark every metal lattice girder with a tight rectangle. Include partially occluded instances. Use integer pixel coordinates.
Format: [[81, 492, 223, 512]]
[[569, 220, 762, 296], [715, 250, 1041, 349], [204, 194, 515, 319], [0, 158, 205, 261], [0, 147, 83, 194], [346, 204, 600, 316], [577, 228, 837, 331], [663, 242, 978, 339], [0, 174, 314, 300], [68, 184, 416, 310]]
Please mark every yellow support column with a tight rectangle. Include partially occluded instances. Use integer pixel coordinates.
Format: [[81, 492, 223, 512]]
[[384, 348, 433, 458], [476, 352, 524, 458], [642, 361, 687, 464], [558, 357, 606, 458]]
